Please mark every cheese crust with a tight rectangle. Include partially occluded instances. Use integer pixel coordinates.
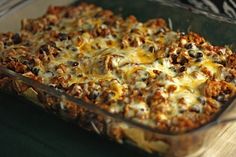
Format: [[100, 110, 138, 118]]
[[0, 3, 235, 133]]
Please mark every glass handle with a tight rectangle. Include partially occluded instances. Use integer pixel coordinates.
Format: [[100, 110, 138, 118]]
[[0, 0, 29, 17]]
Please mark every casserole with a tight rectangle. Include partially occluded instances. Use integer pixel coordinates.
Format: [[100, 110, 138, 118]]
[[0, 0, 235, 156]]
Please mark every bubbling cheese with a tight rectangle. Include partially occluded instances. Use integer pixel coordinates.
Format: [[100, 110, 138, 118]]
[[1, 3, 235, 132]]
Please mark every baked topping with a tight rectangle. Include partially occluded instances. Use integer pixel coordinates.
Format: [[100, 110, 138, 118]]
[[0, 3, 235, 132]]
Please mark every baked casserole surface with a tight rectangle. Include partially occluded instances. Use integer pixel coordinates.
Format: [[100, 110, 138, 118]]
[[0, 3, 235, 133]]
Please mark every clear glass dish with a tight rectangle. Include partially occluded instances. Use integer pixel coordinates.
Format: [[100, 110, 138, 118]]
[[0, 0, 236, 157]]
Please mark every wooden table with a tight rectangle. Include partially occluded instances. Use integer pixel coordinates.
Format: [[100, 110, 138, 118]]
[[203, 123, 236, 157]]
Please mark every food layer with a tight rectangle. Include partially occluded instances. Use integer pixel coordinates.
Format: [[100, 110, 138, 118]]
[[0, 3, 235, 133]]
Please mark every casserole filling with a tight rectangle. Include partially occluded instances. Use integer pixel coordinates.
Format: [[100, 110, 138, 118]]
[[0, 3, 235, 133]]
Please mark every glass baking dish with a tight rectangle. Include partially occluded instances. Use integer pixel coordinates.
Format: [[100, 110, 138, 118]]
[[0, 0, 236, 156]]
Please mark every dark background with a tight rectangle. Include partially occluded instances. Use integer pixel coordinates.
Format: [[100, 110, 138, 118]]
[[0, 92, 147, 157]]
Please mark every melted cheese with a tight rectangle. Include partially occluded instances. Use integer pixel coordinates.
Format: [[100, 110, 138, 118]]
[[201, 60, 220, 75], [3, 4, 234, 132]]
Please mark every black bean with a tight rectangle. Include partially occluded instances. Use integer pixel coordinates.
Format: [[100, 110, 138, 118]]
[[23, 59, 34, 68], [195, 58, 202, 62], [142, 78, 147, 81], [64, 11, 72, 18], [140, 108, 145, 112], [45, 25, 53, 31], [196, 52, 203, 58], [165, 52, 170, 58], [22, 60, 30, 65], [55, 85, 64, 91], [94, 13, 101, 18], [179, 108, 186, 113], [60, 26, 66, 30], [190, 105, 201, 113], [188, 50, 195, 58], [72, 62, 79, 67], [179, 57, 188, 65], [89, 91, 99, 100], [66, 45, 77, 52], [31, 67, 40, 75], [78, 30, 86, 34], [53, 52, 59, 57], [48, 41, 56, 48], [198, 97, 206, 105], [71, 47, 78, 52], [179, 66, 186, 73], [103, 92, 115, 103], [169, 67, 177, 73], [58, 33, 68, 41], [185, 43, 193, 49], [149, 46, 156, 53], [66, 45, 71, 49], [12, 33, 22, 44], [171, 54, 178, 64], [3, 42, 9, 48], [39, 44, 49, 53], [225, 75, 234, 82], [130, 29, 135, 33], [223, 89, 231, 95], [216, 95, 225, 102], [214, 60, 226, 66], [48, 20, 56, 25]]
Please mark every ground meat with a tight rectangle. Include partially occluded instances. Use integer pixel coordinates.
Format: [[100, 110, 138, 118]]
[[145, 18, 167, 28], [0, 3, 235, 135], [187, 32, 205, 45], [7, 60, 27, 73], [46, 6, 65, 15], [226, 54, 236, 69], [204, 80, 235, 98]]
